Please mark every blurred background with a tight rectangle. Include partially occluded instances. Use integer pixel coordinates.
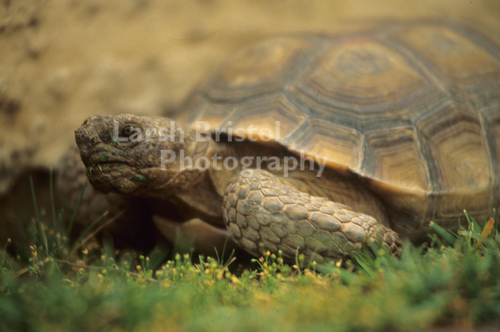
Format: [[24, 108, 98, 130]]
[[1, 0, 500, 248]]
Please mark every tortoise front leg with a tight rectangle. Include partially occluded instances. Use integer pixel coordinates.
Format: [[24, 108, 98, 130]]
[[222, 170, 402, 263]]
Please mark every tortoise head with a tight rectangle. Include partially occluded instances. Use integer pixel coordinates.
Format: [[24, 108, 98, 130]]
[[75, 114, 213, 196]]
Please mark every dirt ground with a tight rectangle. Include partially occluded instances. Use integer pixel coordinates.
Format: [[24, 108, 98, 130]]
[[1, 0, 500, 247]]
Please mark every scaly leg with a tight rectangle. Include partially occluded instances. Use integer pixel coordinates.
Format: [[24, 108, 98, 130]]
[[223, 169, 402, 263]]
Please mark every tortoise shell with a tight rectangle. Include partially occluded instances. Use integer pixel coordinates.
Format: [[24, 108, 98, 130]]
[[177, 21, 500, 238]]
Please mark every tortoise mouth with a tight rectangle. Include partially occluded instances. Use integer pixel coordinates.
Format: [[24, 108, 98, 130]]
[[86, 160, 127, 173], [81, 146, 135, 168], [85, 161, 146, 194], [80, 146, 137, 192]]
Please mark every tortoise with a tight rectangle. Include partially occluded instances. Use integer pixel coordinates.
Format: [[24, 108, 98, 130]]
[[72, 21, 500, 264]]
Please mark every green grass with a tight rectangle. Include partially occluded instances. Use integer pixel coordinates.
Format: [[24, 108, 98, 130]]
[[1, 181, 500, 331]]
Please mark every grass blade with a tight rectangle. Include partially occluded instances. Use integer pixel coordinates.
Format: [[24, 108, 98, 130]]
[[30, 176, 47, 257], [68, 211, 107, 257], [68, 211, 124, 258], [221, 235, 229, 261], [429, 221, 457, 246], [224, 249, 236, 268], [67, 180, 88, 236], [58, 209, 65, 240], [49, 169, 59, 233], [214, 247, 220, 264]]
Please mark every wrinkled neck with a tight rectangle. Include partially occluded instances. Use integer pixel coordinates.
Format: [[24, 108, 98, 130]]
[[171, 138, 296, 220], [172, 137, 240, 221], [203, 139, 291, 195]]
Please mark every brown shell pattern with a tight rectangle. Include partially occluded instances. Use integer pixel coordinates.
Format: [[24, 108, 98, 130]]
[[178, 21, 500, 231]]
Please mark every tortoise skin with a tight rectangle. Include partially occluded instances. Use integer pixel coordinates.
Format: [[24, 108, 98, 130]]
[[223, 169, 402, 262], [178, 21, 500, 242]]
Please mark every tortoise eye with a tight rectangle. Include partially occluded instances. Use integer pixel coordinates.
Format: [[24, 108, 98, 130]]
[[120, 125, 134, 138]]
